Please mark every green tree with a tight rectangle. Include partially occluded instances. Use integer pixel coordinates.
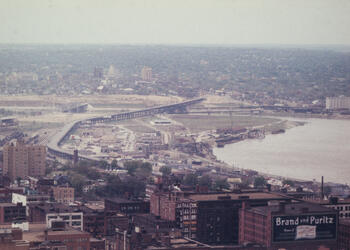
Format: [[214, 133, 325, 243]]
[[111, 160, 118, 169], [124, 161, 140, 175], [183, 173, 198, 187], [282, 179, 295, 187], [99, 160, 109, 169], [69, 172, 86, 196], [199, 175, 212, 187], [160, 166, 171, 176], [135, 162, 152, 179], [324, 186, 332, 197], [254, 176, 266, 188]]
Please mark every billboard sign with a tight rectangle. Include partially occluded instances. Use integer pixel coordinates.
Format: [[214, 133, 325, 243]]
[[272, 214, 337, 242]]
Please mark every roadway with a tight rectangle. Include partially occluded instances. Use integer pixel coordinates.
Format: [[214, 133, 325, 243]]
[[47, 98, 205, 161]]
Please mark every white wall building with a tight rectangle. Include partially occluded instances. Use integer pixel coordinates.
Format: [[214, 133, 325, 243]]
[[326, 96, 350, 110], [46, 212, 83, 231]]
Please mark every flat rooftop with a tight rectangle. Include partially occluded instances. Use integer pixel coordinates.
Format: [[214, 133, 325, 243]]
[[249, 202, 335, 216], [105, 197, 147, 204], [32, 202, 81, 213], [187, 192, 289, 202]]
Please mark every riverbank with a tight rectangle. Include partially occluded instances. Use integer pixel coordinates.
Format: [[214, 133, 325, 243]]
[[213, 117, 350, 185]]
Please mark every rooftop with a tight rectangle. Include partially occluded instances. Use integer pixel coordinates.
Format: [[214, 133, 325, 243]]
[[105, 197, 147, 204], [31, 202, 81, 214], [187, 192, 288, 202], [249, 202, 335, 216]]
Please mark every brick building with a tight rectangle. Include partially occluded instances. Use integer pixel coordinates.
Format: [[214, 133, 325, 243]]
[[78, 204, 128, 238], [0, 186, 24, 202], [2, 140, 46, 181], [28, 203, 83, 231], [51, 186, 74, 204], [0, 203, 26, 224], [0, 228, 29, 250], [105, 198, 150, 214], [239, 202, 338, 250], [338, 219, 350, 250], [150, 190, 291, 244], [44, 228, 90, 250]]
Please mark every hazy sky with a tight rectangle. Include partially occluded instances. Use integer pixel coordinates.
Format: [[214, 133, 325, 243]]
[[1, 0, 350, 45]]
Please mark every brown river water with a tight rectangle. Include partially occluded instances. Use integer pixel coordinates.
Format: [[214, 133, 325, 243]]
[[213, 117, 350, 184]]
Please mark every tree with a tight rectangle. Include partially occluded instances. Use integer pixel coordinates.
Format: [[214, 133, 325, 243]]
[[124, 161, 152, 178], [124, 161, 140, 175], [323, 186, 332, 197], [111, 160, 118, 169], [199, 175, 212, 187], [135, 162, 152, 179], [69, 172, 86, 196], [98, 160, 109, 169], [160, 166, 171, 176], [214, 178, 229, 190], [282, 179, 295, 187], [254, 176, 266, 188], [183, 173, 198, 187]]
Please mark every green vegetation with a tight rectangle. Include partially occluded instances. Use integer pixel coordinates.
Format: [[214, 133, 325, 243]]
[[254, 176, 267, 188], [95, 175, 146, 198], [159, 166, 172, 176], [198, 175, 212, 187], [183, 173, 198, 187], [124, 161, 152, 178], [282, 179, 295, 187], [68, 172, 86, 195]]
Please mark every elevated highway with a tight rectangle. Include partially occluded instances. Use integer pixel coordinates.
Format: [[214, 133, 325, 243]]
[[47, 98, 205, 161]]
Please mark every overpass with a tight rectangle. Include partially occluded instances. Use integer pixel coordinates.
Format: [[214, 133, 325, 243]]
[[62, 103, 89, 113], [47, 98, 205, 161]]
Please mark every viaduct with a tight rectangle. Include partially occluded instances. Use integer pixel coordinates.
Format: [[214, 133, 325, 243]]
[[47, 98, 205, 161]]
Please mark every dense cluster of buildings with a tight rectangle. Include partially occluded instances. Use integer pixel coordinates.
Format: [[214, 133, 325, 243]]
[[1, 138, 350, 250]]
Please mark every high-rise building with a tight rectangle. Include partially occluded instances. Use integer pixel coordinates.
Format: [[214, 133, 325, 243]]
[[107, 65, 116, 79], [2, 140, 46, 181], [141, 66, 152, 81]]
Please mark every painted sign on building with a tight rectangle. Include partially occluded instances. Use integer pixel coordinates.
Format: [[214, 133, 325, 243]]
[[272, 214, 337, 242]]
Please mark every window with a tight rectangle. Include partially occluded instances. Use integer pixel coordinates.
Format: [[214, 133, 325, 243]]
[[72, 221, 81, 226]]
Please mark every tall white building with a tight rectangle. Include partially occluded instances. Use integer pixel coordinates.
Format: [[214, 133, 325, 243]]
[[326, 96, 350, 110], [141, 66, 152, 81]]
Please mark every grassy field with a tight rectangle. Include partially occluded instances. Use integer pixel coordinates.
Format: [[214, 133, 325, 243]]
[[169, 114, 279, 132]]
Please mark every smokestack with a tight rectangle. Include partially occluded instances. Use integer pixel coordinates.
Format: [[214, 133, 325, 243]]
[[321, 176, 324, 200]]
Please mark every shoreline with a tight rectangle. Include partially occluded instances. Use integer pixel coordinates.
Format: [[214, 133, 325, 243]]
[[207, 115, 349, 187]]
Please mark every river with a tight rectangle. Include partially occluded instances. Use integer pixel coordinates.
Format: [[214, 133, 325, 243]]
[[213, 117, 350, 184]]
